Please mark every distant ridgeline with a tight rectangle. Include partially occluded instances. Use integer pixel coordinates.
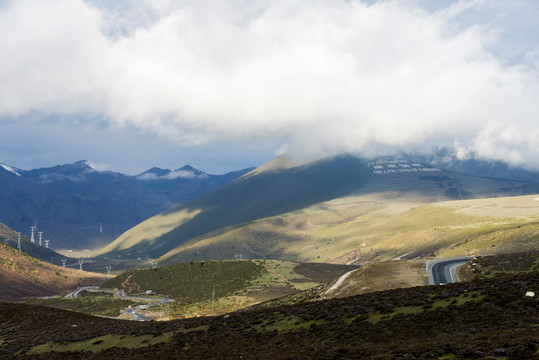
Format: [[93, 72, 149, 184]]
[[0, 160, 253, 249], [368, 160, 441, 175]]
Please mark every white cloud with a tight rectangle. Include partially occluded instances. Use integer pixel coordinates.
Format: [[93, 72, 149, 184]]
[[137, 170, 207, 180], [1, 0, 538, 168]]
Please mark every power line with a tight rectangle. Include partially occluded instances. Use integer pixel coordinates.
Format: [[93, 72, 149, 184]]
[[36, 219, 137, 231]]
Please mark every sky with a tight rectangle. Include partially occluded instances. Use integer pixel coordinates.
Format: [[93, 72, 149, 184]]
[[0, 0, 538, 174]]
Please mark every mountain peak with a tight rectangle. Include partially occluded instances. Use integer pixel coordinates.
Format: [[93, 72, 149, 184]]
[[176, 165, 205, 175], [0, 163, 21, 176], [69, 160, 97, 170], [136, 165, 207, 180]]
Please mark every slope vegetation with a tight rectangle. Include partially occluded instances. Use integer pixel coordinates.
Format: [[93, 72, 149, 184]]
[[99, 155, 374, 258], [99, 155, 537, 261], [155, 192, 539, 265], [102, 260, 355, 317], [1, 270, 536, 359], [0, 241, 106, 301]]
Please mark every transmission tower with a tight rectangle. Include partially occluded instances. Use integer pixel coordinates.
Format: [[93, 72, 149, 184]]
[[235, 254, 243, 260], [30, 226, 35, 244], [151, 261, 158, 269], [106, 265, 112, 279], [38, 231, 43, 246], [99, 222, 103, 233], [17, 233, 21, 252], [44, 239, 50, 248], [78, 258, 84, 271], [61, 259, 66, 268]]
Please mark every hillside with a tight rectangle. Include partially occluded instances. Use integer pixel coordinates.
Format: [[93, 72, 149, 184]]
[[0, 223, 79, 267], [99, 155, 539, 261], [0, 160, 252, 249], [274, 251, 539, 305], [0, 241, 107, 301], [0, 270, 536, 359], [157, 193, 539, 265], [102, 260, 356, 317]]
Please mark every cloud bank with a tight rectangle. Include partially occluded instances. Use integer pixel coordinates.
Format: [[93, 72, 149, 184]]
[[1, 0, 538, 168]]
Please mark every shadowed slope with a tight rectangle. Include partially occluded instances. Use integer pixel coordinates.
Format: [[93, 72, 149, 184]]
[[99, 155, 373, 258], [100, 155, 539, 261]]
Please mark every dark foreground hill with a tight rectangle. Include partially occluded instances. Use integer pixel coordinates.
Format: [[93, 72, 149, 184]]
[[0, 160, 252, 249], [1, 270, 536, 359]]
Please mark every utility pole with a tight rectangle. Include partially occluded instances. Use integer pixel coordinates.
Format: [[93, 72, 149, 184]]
[[17, 232, 21, 252], [30, 226, 35, 244], [38, 231, 43, 246]]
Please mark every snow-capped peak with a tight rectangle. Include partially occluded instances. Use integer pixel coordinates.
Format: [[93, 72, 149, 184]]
[[68, 160, 97, 170], [0, 163, 21, 176], [82, 160, 97, 170]]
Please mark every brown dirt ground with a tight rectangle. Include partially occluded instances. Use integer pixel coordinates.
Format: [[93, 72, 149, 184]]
[[321, 260, 428, 299], [0, 243, 107, 301]]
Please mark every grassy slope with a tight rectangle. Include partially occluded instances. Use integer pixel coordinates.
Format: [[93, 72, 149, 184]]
[[25, 292, 138, 317], [102, 260, 355, 317], [0, 242, 107, 301], [158, 193, 539, 264], [98, 155, 374, 258], [1, 270, 536, 359], [98, 154, 538, 263]]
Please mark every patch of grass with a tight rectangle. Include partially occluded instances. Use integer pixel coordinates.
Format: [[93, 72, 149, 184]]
[[103, 260, 267, 302], [346, 291, 485, 325], [26, 295, 137, 317], [438, 354, 457, 359], [253, 316, 326, 333], [28, 325, 210, 355], [459, 251, 539, 280], [166, 296, 254, 318], [28, 332, 175, 354]]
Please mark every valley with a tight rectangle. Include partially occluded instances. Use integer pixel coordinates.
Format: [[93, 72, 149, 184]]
[[2, 0, 539, 357], [0, 161, 253, 249], [0, 260, 536, 359], [0, 155, 538, 359]]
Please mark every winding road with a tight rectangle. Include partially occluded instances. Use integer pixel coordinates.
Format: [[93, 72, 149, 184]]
[[426, 257, 470, 285], [67, 286, 173, 321]]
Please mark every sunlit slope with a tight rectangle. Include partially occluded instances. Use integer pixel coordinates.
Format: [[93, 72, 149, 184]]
[[98, 155, 374, 258], [100, 155, 539, 260], [0, 241, 106, 301], [159, 193, 539, 264]]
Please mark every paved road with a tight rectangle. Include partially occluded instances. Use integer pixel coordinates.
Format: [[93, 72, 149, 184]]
[[67, 286, 173, 321], [427, 257, 470, 285], [67, 286, 100, 298]]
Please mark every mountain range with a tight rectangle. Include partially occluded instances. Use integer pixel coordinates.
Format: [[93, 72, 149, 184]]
[[0, 160, 253, 249], [98, 153, 539, 262]]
